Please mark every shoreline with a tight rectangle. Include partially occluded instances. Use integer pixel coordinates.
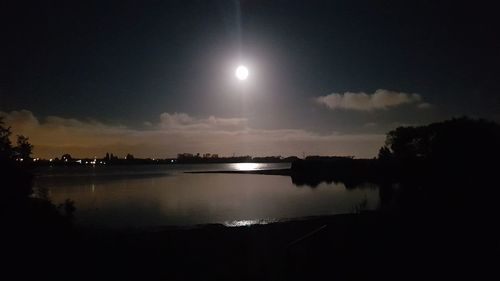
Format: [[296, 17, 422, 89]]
[[65, 210, 483, 280], [76, 211, 375, 233], [62, 212, 382, 280], [13, 203, 498, 280]]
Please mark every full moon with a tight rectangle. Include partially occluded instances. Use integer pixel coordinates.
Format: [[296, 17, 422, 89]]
[[235, 65, 249, 80]]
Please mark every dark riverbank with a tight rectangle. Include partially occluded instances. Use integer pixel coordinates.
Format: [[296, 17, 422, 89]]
[[7, 211, 498, 281]]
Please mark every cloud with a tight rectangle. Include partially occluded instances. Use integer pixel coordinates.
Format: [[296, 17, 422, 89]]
[[0, 110, 385, 159], [363, 122, 378, 128], [315, 89, 426, 111], [417, 102, 432, 109], [159, 112, 247, 131]]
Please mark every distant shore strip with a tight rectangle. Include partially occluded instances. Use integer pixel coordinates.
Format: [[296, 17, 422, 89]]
[[185, 168, 291, 176]]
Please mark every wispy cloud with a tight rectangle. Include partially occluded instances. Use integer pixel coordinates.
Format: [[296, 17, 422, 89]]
[[1, 110, 385, 159], [417, 102, 432, 109], [159, 112, 247, 131], [315, 89, 429, 111], [363, 122, 378, 128]]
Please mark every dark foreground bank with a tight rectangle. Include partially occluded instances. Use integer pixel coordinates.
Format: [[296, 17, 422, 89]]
[[4, 211, 499, 281]]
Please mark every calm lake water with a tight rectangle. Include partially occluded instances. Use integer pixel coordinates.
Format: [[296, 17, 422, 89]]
[[34, 163, 380, 228]]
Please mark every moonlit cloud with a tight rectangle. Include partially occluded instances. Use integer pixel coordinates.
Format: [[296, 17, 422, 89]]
[[159, 112, 248, 131], [0, 110, 385, 159], [315, 89, 428, 111], [417, 102, 432, 109], [363, 122, 378, 128]]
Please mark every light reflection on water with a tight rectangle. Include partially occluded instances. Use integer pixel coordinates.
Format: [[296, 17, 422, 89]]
[[231, 163, 264, 171], [224, 219, 277, 227], [34, 164, 380, 229]]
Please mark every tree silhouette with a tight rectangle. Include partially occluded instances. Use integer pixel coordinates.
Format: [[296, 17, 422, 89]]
[[0, 119, 34, 203], [375, 116, 500, 216], [377, 146, 393, 161], [61, 153, 72, 161], [0, 118, 13, 158], [382, 117, 500, 166], [14, 135, 33, 160], [0, 118, 34, 162], [0, 117, 75, 222]]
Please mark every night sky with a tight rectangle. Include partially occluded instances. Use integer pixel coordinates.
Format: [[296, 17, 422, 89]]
[[2, 0, 500, 158]]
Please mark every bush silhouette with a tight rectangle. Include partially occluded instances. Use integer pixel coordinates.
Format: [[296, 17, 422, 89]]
[[380, 117, 500, 177], [0, 117, 74, 234]]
